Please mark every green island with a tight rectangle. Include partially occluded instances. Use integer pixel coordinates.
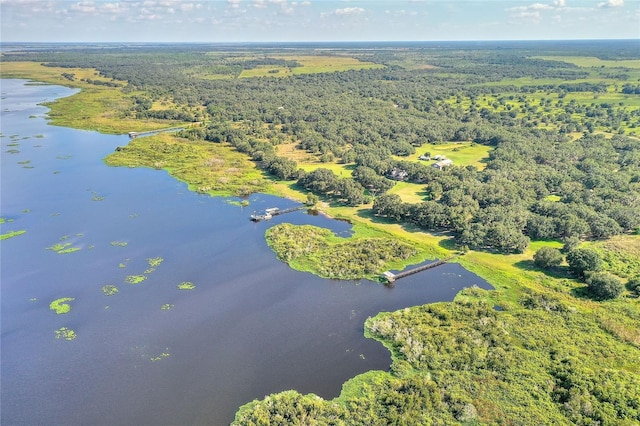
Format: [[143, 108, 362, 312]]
[[2, 41, 639, 424]]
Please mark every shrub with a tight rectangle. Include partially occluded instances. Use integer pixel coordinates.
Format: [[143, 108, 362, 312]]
[[586, 272, 624, 300], [533, 247, 563, 269], [627, 276, 640, 296], [566, 248, 602, 279]]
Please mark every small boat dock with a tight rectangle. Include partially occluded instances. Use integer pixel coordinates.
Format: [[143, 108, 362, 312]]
[[382, 256, 457, 284], [128, 126, 186, 139], [250, 206, 305, 221]]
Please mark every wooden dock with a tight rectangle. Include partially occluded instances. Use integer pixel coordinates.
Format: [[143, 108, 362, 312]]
[[382, 256, 457, 283], [128, 125, 187, 139], [250, 206, 305, 221]]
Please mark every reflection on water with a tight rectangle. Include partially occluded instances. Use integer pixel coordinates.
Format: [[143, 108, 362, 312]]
[[0, 79, 491, 426]]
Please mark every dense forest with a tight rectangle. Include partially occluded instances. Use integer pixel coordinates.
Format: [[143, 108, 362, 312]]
[[6, 42, 638, 254], [2, 40, 639, 425]]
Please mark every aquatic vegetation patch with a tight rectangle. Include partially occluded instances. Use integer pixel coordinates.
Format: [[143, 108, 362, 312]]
[[161, 304, 174, 310], [149, 352, 170, 362], [147, 257, 164, 267], [111, 241, 128, 247], [101, 285, 119, 296], [47, 241, 81, 254], [56, 155, 72, 160], [91, 195, 105, 201], [144, 268, 155, 274], [227, 199, 250, 207], [125, 275, 147, 284], [1, 230, 26, 240], [6, 149, 20, 154], [54, 327, 77, 341], [177, 281, 196, 290], [49, 297, 75, 314]]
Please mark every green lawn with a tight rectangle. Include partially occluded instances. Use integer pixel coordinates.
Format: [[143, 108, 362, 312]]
[[396, 141, 493, 170]]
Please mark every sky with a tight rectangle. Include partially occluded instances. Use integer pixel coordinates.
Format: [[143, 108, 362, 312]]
[[0, 0, 638, 42]]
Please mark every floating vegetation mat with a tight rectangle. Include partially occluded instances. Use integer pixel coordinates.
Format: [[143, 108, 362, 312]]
[[1, 230, 26, 240], [47, 242, 81, 254], [149, 352, 170, 362], [54, 327, 77, 341], [177, 282, 195, 290], [101, 285, 119, 296], [50, 298, 74, 314], [125, 275, 147, 284], [147, 257, 164, 267]]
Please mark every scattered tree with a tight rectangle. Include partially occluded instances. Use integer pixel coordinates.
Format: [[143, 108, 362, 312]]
[[566, 248, 602, 278], [533, 247, 563, 270], [586, 272, 624, 300]]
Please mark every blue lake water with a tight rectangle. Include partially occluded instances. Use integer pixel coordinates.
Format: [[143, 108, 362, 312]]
[[0, 79, 492, 425]]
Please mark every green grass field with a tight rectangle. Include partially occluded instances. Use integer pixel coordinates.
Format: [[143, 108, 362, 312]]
[[401, 141, 493, 170], [236, 55, 383, 78], [535, 56, 640, 69]]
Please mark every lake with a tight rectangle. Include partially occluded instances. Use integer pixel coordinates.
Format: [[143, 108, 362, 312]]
[[0, 79, 491, 425]]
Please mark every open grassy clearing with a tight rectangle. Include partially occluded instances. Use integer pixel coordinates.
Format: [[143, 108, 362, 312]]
[[234, 55, 383, 78], [535, 56, 640, 69], [395, 141, 493, 170], [386, 181, 428, 203]]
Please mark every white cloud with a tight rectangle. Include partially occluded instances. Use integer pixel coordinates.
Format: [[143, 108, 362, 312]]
[[598, 0, 624, 7], [335, 7, 365, 16], [70, 1, 96, 13]]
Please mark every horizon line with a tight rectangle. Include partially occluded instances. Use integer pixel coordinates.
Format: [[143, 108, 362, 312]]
[[2, 38, 638, 44]]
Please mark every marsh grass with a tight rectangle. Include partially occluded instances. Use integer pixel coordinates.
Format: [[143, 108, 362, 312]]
[[105, 133, 270, 197], [0, 61, 187, 134]]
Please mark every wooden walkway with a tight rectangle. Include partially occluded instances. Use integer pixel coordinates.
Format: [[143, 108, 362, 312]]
[[382, 256, 458, 283], [250, 206, 305, 221], [128, 126, 186, 139]]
